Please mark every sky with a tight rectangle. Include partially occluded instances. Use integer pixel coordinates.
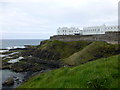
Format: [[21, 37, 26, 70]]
[[0, 0, 119, 39]]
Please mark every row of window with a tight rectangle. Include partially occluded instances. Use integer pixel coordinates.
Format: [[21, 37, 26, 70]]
[[84, 29, 100, 32], [58, 30, 81, 33], [58, 26, 119, 33], [105, 26, 118, 30]]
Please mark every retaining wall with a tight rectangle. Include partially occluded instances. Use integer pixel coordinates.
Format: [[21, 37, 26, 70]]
[[50, 32, 120, 44]]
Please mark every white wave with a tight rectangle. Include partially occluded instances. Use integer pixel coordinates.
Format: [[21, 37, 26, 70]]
[[9, 52, 19, 55], [8, 59, 19, 63], [2, 56, 12, 60], [18, 57, 24, 60], [6, 46, 25, 50], [0, 50, 9, 53], [0, 52, 19, 58], [8, 57, 24, 63], [0, 55, 8, 58]]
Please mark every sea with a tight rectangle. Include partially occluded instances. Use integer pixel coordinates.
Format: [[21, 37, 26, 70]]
[[0, 39, 45, 89], [0, 39, 45, 49]]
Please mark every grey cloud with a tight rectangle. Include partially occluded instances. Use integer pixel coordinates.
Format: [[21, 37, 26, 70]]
[[0, 0, 118, 39]]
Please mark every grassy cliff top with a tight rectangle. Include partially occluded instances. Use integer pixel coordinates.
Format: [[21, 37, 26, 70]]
[[21, 40, 119, 66], [31, 40, 92, 60], [63, 41, 119, 66], [18, 54, 120, 88]]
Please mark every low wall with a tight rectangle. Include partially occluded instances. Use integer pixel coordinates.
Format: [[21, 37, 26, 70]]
[[50, 32, 120, 44]]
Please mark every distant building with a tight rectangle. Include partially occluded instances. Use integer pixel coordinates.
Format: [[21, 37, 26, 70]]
[[105, 25, 119, 32], [82, 25, 106, 35], [57, 25, 119, 35], [57, 27, 82, 35]]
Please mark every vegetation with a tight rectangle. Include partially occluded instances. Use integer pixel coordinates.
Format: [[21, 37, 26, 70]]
[[21, 40, 92, 60], [63, 41, 120, 66], [18, 55, 120, 88], [2, 40, 119, 88]]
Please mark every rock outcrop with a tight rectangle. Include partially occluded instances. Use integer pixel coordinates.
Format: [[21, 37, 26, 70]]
[[2, 77, 14, 86]]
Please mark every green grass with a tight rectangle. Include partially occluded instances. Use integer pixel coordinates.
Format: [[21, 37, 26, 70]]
[[32, 40, 92, 60], [21, 40, 119, 64], [18, 54, 120, 88], [63, 41, 119, 66]]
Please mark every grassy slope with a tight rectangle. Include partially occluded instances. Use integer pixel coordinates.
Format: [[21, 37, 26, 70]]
[[63, 41, 119, 66], [18, 55, 120, 88], [32, 40, 92, 60]]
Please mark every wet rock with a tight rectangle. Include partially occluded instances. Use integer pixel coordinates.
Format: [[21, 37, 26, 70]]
[[17, 82, 19, 85], [2, 65, 10, 69], [2, 62, 11, 69], [14, 77, 19, 81], [2, 77, 14, 86], [19, 80, 23, 83], [10, 61, 30, 72], [9, 48, 28, 51]]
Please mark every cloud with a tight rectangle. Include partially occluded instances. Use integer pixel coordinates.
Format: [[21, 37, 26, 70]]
[[0, 0, 119, 39]]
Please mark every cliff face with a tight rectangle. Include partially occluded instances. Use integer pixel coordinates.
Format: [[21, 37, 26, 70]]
[[28, 40, 92, 60], [50, 32, 120, 44], [20, 40, 120, 66]]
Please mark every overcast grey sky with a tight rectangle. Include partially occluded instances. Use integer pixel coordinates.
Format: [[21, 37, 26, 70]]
[[0, 0, 119, 39]]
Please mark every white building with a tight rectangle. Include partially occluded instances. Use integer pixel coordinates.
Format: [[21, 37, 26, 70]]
[[57, 27, 83, 35], [105, 26, 118, 32], [82, 25, 106, 35], [57, 25, 119, 35]]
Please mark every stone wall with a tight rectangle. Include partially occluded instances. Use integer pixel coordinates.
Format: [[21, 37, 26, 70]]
[[50, 32, 120, 44]]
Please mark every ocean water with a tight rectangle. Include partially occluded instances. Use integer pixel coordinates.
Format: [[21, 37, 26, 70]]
[[0, 39, 45, 49], [0, 39, 45, 89]]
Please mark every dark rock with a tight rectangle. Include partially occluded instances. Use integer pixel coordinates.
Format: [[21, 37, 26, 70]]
[[14, 77, 19, 81], [9, 48, 28, 51], [10, 61, 31, 72], [25, 57, 63, 68], [2, 65, 10, 69], [19, 80, 23, 83], [33, 49, 61, 60], [2, 77, 14, 86], [2, 62, 11, 69]]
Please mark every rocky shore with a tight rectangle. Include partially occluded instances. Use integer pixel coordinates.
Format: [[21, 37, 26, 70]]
[[1, 40, 119, 89], [1, 43, 64, 89]]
